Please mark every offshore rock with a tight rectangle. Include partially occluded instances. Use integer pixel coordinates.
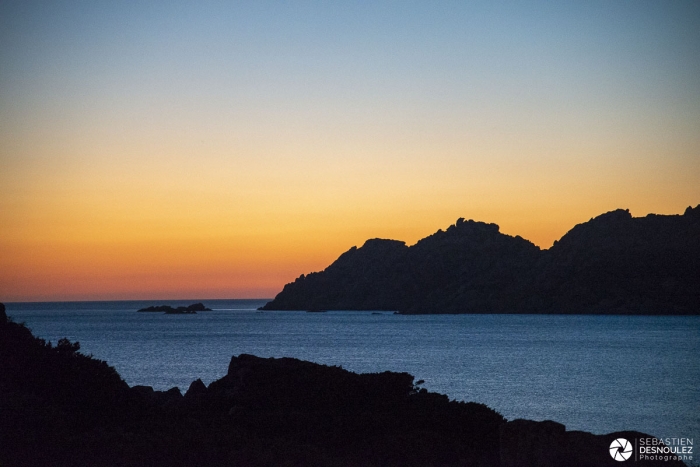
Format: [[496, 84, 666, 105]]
[[137, 303, 212, 313]]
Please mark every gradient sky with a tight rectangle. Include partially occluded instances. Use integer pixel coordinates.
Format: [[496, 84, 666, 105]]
[[1, 1, 699, 301]]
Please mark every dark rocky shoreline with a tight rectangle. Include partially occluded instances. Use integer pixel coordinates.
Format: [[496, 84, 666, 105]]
[[0, 303, 687, 466]]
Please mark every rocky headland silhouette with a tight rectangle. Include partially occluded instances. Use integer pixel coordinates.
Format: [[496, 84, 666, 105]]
[[0, 304, 687, 466], [262, 206, 700, 314]]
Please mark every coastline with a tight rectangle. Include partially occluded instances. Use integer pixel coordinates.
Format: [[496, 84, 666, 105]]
[[0, 303, 691, 466]]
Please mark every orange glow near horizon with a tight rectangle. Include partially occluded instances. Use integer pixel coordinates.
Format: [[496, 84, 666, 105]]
[[1, 179, 697, 302], [1, 2, 699, 302]]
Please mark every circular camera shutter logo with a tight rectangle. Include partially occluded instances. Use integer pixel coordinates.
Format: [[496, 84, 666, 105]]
[[609, 438, 633, 461]]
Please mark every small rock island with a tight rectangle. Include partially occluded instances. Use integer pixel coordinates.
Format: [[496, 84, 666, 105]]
[[137, 303, 212, 314]]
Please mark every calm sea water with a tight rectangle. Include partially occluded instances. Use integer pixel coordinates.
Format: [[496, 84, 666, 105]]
[[5, 300, 699, 444]]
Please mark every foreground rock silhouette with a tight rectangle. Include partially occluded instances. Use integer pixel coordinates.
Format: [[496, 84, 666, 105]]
[[0, 307, 687, 466], [262, 206, 700, 314]]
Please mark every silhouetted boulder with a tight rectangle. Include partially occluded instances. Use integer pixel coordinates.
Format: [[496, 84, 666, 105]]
[[131, 385, 156, 402], [184, 378, 208, 399], [186, 378, 207, 394], [131, 385, 183, 409], [156, 386, 183, 409], [0, 302, 6, 324], [500, 419, 567, 467], [209, 354, 506, 466]]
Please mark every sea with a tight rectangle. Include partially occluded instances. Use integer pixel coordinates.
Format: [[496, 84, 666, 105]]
[[5, 299, 699, 445]]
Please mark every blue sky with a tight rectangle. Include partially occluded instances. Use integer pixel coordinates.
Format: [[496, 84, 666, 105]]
[[1, 1, 699, 300]]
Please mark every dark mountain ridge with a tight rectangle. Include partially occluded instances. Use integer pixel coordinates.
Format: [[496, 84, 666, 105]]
[[262, 205, 700, 314]]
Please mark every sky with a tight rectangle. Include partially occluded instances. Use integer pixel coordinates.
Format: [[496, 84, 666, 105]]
[[1, 1, 699, 301]]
